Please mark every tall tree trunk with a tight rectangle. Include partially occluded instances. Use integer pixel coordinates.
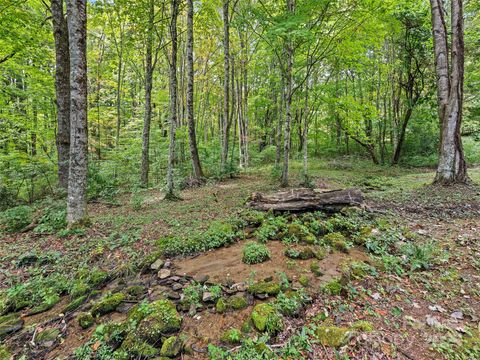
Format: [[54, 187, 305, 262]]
[[280, 0, 294, 187], [166, 0, 179, 198], [221, 0, 230, 173], [186, 0, 204, 181], [430, 0, 467, 184], [66, 0, 88, 224], [141, 0, 154, 187], [51, 0, 70, 190]]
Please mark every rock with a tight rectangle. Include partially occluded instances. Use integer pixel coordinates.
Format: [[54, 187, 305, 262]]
[[120, 333, 159, 358], [315, 325, 351, 348], [232, 283, 247, 292], [77, 312, 94, 329], [451, 311, 464, 320], [125, 285, 145, 299], [116, 302, 134, 314], [202, 292, 214, 302], [170, 276, 181, 282], [166, 291, 181, 300], [158, 269, 171, 279], [247, 281, 280, 297], [163, 260, 172, 268], [193, 274, 209, 284], [216, 296, 248, 313], [251, 303, 283, 334], [63, 295, 87, 313], [0, 313, 24, 340], [136, 300, 182, 344], [36, 328, 60, 345], [172, 283, 183, 291], [426, 315, 441, 328], [91, 293, 125, 317], [150, 258, 165, 271], [160, 335, 184, 357], [371, 292, 381, 300]]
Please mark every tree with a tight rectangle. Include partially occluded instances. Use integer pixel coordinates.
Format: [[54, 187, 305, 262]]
[[430, 0, 468, 184], [221, 0, 231, 174], [51, 0, 71, 190], [66, 0, 88, 224], [186, 0, 204, 181], [165, 0, 179, 199]]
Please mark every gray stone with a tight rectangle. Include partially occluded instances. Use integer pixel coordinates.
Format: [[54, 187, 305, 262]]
[[158, 269, 171, 279], [150, 258, 164, 271], [172, 283, 183, 291], [194, 274, 209, 284], [202, 292, 214, 302]]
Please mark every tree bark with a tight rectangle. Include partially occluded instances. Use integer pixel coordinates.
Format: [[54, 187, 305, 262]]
[[430, 0, 468, 184], [186, 0, 204, 181], [221, 0, 230, 173], [280, 0, 294, 187], [166, 0, 179, 198], [51, 0, 70, 190], [141, 0, 154, 187], [66, 0, 88, 224]]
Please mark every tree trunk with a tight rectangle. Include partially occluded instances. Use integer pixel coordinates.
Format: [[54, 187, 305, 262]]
[[51, 0, 70, 190], [430, 0, 467, 184], [186, 0, 204, 181], [221, 0, 230, 173], [141, 0, 154, 187], [66, 0, 88, 225], [166, 0, 179, 198], [281, 0, 294, 188]]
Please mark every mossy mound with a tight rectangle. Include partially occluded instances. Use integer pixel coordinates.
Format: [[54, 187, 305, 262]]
[[299, 275, 309, 287], [352, 320, 373, 332], [77, 312, 94, 329], [160, 335, 184, 357], [310, 262, 324, 276], [0, 313, 24, 340], [216, 295, 248, 313], [341, 260, 376, 280], [29, 293, 61, 315], [91, 293, 125, 317], [323, 232, 349, 253], [285, 223, 317, 244], [284, 247, 315, 260], [315, 325, 351, 348], [36, 328, 60, 344], [120, 333, 159, 358], [63, 295, 87, 313], [135, 300, 182, 344], [251, 303, 283, 334], [247, 281, 280, 297], [0, 345, 11, 360], [125, 285, 145, 299], [220, 328, 242, 345], [322, 279, 342, 296]]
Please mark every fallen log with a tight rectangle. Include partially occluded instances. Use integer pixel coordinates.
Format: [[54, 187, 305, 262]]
[[247, 188, 364, 212]]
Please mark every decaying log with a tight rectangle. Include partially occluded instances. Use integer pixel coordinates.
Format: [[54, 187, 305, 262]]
[[247, 188, 364, 212]]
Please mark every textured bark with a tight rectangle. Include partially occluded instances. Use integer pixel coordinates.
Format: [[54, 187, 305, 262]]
[[51, 0, 70, 190], [166, 0, 179, 198], [221, 0, 230, 173], [280, 0, 294, 187], [141, 0, 154, 187], [430, 0, 468, 184], [186, 0, 204, 181], [248, 188, 364, 213], [66, 0, 88, 224]]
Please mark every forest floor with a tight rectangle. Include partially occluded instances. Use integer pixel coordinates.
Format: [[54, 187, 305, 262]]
[[1, 158, 480, 360]]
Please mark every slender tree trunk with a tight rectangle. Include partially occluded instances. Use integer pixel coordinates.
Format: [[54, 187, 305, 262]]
[[166, 0, 179, 198], [280, 0, 294, 187], [186, 0, 203, 181], [66, 0, 88, 224], [221, 0, 230, 173], [430, 0, 467, 184], [51, 0, 70, 190], [141, 0, 154, 187]]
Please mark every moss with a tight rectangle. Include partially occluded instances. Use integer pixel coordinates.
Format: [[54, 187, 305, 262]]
[[341, 261, 376, 280], [88, 269, 109, 286], [36, 328, 60, 343], [352, 320, 373, 332], [315, 325, 350, 348], [120, 333, 159, 358], [29, 293, 61, 315], [0, 313, 24, 340], [91, 293, 125, 317], [69, 280, 91, 298], [310, 262, 323, 277], [160, 335, 184, 357], [221, 328, 242, 345], [314, 246, 328, 260], [0, 345, 11, 360], [125, 285, 145, 299], [322, 279, 342, 296], [247, 281, 280, 296], [217, 295, 248, 313], [136, 300, 182, 344], [284, 247, 315, 260], [241, 320, 252, 334], [323, 232, 349, 253], [77, 312, 94, 329], [299, 275, 309, 287], [63, 295, 87, 313], [216, 298, 227, 313], [303, 234, 316, 245], [251, 303, 283, 334]]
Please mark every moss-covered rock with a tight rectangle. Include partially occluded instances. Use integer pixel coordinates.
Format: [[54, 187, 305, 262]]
[[352, 320, 373, 332], [0, 313, 24, 340], [91, 293, 125, 317], [322, 279, 342, 296], [315, 325, 350, 348], [216, 296, 248, 313], [160, 335, 184, 357], [251, 303, 283, 334], [29, 293, 61, 315], [120, 333, 159, 358], [0, 345, 11, 360], [284, 247, 315, 260], [310, 262, 323, 276], [69, 280, 91, 298], [36, 328, 60, 344], [63, 295, 87, 313], [247, 281, 280, 297], [323, 232, 349, 253], [299, 275, 309, 287], [125, 285, 145, 299], [220, 328, 242, 345], [88, 269, 109, 287], [77, 312, 94, 329], [136, 300, 182, 344]]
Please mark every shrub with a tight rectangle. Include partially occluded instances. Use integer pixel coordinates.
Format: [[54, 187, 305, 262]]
[[242, 241, 271, 264], [34, 201, 67, 234], [0, 205, 33, 232]]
